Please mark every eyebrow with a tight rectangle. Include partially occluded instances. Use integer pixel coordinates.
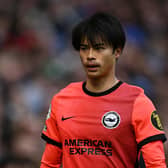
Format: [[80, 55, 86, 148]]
[[93, 43, 105, 47]]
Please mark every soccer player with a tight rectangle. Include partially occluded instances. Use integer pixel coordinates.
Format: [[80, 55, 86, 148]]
[[40, 12, 167, 168]]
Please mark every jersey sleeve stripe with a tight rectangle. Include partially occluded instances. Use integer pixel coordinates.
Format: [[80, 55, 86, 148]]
[[41, 133, 62, 148], [137, 133, 167, 152]]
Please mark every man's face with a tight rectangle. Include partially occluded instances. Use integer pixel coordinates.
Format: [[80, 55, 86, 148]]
[[79, 38, 119, 79]]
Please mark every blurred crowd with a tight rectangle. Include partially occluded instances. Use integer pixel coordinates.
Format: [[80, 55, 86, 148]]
[[0, 0, 167, 167]]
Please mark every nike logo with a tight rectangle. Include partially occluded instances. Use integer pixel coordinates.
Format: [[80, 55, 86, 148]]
[[61, 116, 74, 121]]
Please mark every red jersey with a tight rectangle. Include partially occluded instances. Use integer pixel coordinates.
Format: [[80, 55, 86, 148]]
[[41, 81, 166, 168]]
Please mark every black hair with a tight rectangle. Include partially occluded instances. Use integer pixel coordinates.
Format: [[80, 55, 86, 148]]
[[72, 12, 126, 51]]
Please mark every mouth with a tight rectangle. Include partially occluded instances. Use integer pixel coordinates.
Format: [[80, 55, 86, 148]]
[[85, 63, 100, 72]]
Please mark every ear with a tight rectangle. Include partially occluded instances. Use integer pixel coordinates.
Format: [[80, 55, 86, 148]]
[[114, 48, 122, 59]]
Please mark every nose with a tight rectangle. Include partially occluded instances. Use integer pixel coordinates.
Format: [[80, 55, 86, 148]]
[[87, 48, 95, 60]]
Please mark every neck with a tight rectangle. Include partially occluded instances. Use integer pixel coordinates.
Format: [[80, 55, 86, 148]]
[[86, 76, 119, 93]]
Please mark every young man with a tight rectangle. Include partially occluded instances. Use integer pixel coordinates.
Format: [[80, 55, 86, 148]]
[[40, 12, 167, 168]]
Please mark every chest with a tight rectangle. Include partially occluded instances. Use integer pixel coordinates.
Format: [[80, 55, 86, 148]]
[[56, 96, 134, 140]]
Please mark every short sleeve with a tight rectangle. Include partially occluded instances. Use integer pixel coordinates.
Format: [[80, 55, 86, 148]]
[[41, 96, 62, 148], [132, 92, 166, 150]]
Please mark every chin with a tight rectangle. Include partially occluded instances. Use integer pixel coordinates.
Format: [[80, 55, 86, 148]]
[[87, 73, 101, 79]]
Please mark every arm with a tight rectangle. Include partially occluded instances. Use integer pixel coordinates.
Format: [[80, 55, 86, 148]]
[[41, 143, 62, 168], [41, 96, 62, 168], [132, 92, 167, 167], [141, 140, 166, 168]]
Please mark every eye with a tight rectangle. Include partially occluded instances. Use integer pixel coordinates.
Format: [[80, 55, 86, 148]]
[[80, 45, 89, 51], [80, 47, 87, 50], [93, 43, 106, 50], [94, 46, 105, 50]]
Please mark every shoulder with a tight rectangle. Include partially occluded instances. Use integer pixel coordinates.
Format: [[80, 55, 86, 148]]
[[119, 82, 144, 99], [127, 83, 156, 118], [120, 82, 154, 108], [52, 81, 83, 99], [121, 82, 144, 93]]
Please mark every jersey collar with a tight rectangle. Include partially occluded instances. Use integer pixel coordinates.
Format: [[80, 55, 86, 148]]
[[82, 81, 123, 97]]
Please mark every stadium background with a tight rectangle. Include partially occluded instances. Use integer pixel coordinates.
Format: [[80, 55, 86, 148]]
[[0, 0, 167, 167]]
